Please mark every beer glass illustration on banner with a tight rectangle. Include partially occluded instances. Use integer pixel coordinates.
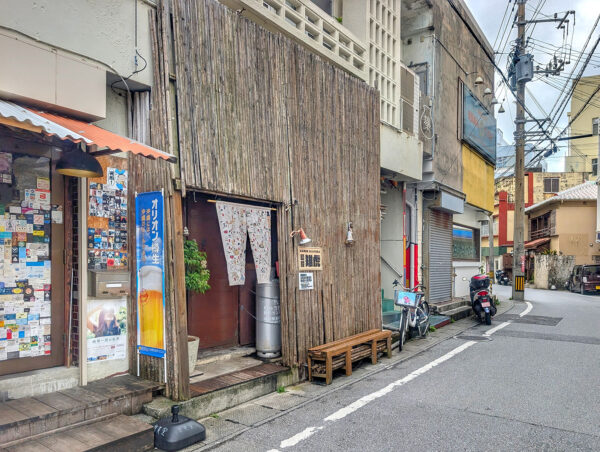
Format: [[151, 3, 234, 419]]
[[138, 264, 165, 351]]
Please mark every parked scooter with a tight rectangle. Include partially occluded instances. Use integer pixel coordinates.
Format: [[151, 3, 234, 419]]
[[495, 269, 510, 286], [469, 274, 496, 325]]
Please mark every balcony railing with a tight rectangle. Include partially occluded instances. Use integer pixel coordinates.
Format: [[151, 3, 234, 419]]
[[530, 227, 551, 240], [231, 0, 367, 80]]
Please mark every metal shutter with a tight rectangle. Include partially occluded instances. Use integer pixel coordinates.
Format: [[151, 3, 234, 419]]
[[428, 210, 453, 302]]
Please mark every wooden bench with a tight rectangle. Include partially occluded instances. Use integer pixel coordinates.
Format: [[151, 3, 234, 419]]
[[307, 329, 392, 384]]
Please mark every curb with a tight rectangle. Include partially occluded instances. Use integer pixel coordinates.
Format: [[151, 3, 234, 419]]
[[190, 298, 517, 451]]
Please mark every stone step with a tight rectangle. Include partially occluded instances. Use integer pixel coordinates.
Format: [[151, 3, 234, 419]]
[[144, 364, 291, 422], [0, 375, 160, 445], [0, 414, 153, 452], [432, 299, 471, 314], [440, 305, 474, 321]]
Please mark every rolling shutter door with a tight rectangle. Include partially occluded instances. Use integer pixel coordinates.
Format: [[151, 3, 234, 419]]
[[428, 210, 452, 302]]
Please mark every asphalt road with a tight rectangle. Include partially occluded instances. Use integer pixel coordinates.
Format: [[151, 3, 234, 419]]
[[214, 286, 600, 451]]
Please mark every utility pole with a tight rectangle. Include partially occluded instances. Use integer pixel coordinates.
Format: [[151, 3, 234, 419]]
[[512, 0, 527, 301]]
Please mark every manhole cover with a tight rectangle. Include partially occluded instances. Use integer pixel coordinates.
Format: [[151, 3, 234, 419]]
[[455, 335, 492, 341]]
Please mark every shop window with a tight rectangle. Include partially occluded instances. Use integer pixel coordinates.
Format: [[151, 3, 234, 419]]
[[543, 177, 559, 193], [452, 224, 480, 260], [0, 152, 52, 361], [593, 158, 598, 176]]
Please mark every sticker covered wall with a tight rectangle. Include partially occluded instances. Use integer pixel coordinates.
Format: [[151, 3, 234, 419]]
[[88, 165, 129, 270], [0, 152, 52, 362]]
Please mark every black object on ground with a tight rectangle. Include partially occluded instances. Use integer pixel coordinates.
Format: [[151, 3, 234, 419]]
[[154, 404, 206, 451]]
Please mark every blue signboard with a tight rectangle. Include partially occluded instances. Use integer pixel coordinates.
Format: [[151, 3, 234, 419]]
[[135, 191, 166, 358], [462, 86, 496, 165]]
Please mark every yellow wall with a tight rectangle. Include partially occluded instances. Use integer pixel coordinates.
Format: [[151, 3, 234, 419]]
[[568, 75, 600, 170], [556, 202, 600, 265], [462, 144, 494, 212]]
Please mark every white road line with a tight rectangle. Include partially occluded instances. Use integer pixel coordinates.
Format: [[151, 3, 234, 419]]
[[278, 340, 476, 449], [483, 321, 511, 337], [520, 301, 533, 317], [276, 303, 530, 450], [279, 427, 323, 448]]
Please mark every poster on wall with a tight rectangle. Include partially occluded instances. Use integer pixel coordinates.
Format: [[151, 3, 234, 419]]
[[135, 191, 166, 358], [0, 153, 52, 362], [86, 299, 127, 362]]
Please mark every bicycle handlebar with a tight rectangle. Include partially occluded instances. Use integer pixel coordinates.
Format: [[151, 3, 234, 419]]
[[392, 280, 427, 292]]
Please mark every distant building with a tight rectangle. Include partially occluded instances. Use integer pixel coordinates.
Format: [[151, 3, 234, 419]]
[[564, 74, 600, 174], [525, 181, 600, 265], [484, 171, 590, 273]]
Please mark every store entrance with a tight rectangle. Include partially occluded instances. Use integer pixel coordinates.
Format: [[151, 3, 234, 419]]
[[0, 148, 65, 376], [185, 194, 277, 351]]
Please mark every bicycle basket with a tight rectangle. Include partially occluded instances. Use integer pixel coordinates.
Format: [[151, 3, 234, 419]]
[[393, 291, 421, 309]]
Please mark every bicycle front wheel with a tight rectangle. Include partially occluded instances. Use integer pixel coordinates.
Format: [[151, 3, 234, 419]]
[[416, 302, 430, 338], [398, 309, 408, 351]]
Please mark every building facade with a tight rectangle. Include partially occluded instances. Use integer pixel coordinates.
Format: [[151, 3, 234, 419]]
[[564, 75, 600, 174], [526, 181, 599, 266], [487, 170, 590, 274], [401, 0, 497, 300], [0, 0, 185, 398]]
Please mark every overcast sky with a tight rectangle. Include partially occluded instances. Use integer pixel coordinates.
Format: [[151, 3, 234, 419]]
[[464, 0, 600, 170]]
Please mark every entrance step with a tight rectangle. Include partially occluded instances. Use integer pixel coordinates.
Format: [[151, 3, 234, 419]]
[[431, 298, 471, 314], [0, 375, 161, 445], [438, 305, 473, 321], [0, 414, 153, 451], [195, 346, 256, 367], [144, 363, 290, 421]]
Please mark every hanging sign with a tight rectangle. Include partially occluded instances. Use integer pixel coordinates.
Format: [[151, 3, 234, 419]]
[[135, 191, 166, 358], [298, 247, 322, 271]]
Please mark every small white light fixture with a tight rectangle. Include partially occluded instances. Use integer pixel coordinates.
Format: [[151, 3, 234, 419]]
[[290, 228, 312, 245], [345, 222, 355, 247], [474, 76, 484, 85], [498, 105, 506, 113], [491, 97, 499, 105], [483, 87, 492, 95]]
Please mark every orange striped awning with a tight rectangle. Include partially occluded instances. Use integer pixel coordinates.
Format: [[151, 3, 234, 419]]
[[30, 108, 176, 163]]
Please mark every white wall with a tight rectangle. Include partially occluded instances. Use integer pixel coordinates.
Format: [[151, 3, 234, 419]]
[[453, 204, 487, 297], [380, 123, 423, 181], [0, 0, 154, 87], [380, 188, 405, 298]]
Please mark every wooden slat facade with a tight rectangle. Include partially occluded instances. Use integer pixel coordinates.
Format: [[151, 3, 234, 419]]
[[165, 0, 382, 374]]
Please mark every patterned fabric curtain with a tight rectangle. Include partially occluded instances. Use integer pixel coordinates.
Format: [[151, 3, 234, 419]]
[[216, 202, 272, 286], [246, 207, 271, 284]]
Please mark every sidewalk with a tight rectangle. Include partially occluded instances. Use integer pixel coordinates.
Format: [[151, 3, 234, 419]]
[[169, 299, 515, 451]]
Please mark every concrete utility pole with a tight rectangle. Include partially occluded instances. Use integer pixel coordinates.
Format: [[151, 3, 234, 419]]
[[512, 0, 527, 302]]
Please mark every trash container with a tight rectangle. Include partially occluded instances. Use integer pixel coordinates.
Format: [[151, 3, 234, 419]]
[[255, 279, 281, 358]]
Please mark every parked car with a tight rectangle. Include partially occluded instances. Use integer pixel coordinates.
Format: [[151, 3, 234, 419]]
[[567, 265, 600, 294]]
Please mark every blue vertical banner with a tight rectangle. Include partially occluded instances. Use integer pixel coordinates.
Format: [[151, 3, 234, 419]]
[[135, 191, 166, 358]]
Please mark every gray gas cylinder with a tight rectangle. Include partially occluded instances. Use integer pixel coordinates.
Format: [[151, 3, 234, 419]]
[[255, 279, 281, 358]]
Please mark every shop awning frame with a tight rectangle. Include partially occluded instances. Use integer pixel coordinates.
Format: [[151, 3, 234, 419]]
[[0, 100, 176, 163]]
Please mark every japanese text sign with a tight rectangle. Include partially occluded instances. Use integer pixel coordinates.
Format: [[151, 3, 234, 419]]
[[135, 191, 166, 358], [298, 247, 322, 271]]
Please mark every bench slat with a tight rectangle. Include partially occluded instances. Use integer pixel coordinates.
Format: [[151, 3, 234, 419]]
[[308, 329, 382, 352]]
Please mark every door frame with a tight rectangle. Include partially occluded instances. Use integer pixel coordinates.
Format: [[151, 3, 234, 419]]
[[0, 140, 66, 376]]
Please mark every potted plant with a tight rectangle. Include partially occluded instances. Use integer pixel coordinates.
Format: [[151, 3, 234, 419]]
[[184, 239, 211, 372]]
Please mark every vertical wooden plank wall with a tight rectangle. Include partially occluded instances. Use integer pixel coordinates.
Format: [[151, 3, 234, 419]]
[[167, 0, 381, 374], [124, 4, 189, 401]]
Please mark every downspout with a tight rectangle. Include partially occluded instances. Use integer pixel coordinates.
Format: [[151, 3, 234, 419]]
[[402, 182, 407, 286], [406, 187, 419, 289]]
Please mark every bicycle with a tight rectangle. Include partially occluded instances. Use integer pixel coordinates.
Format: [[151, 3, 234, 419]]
[[392, 280, 430, 351]]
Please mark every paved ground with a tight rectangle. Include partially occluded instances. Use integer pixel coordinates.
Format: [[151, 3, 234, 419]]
[[191, 287, 600, 451]]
